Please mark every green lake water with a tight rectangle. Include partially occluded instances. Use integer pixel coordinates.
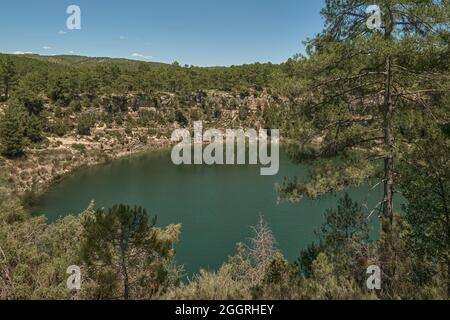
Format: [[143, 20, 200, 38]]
[[34, 149, 390, 275]]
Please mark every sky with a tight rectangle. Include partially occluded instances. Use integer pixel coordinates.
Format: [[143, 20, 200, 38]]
[[0, 0, 325, 66]]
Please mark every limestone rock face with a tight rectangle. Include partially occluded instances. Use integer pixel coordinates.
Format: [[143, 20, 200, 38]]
[[1, 89, 289, 193], [96, 90, 286, 115]]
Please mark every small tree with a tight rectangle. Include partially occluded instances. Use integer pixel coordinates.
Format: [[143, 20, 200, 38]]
[[15, 76, 44, 115], [0, 105, 26, 157], [175, 110, 188, 127], [248, 216, 277, 268], [299, 194, 371, 281], [319, 193, 370, 250], [23, 113, 44, 144], [0, 57, 18, 101], [228, 216, 278, 286], [399, 128, 450, 298], [81, 204, 178, 300]]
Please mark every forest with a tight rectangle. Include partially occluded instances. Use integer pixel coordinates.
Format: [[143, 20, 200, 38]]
[[0, 0, 449, 300]]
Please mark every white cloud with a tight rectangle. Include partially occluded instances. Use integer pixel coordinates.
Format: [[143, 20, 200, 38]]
[[58, 30, 67, 35], [13, 51, 33, 55], [69, 51, 75, 54], [119, 36, 128, 40], [42, 46, 52, 50], [131, 53, 153, 60]]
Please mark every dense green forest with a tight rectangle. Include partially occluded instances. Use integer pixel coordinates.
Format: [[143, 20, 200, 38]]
[[0, 52, 283, 97], [0, 0, 449, 300], [0, 52, 288, 145]]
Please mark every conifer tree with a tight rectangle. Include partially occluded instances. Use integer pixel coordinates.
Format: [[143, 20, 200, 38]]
[[81, 205, 177, 300], [0, 57, 18, 101], [0, 105, 26, 157], [279, 0, 449, 292]]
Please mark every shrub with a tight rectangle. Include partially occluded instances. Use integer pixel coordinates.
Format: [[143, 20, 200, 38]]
[[77, 113, 95, 136], [72, 143, 87, 153], [50, 119, 70, 137]]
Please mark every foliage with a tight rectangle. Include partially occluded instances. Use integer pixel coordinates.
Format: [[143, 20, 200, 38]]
[[80, 204, 180, 300], [0, 57, 18, 100], [76, 113, 95, 136], [0, 104, 26, 157], [0, 0, 448, 300], [276, 0, 449, 295], [398, 126, 450, 298]]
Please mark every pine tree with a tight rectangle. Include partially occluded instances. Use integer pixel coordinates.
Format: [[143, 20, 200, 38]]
[[81, 204, 177, 300], [0, 57, 18, 101], [279, 0, 449, 293], [0, 105, 26, 157]]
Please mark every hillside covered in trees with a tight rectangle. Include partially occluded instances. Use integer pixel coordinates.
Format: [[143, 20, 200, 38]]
[[0, 0, 449, 300], [0, 52, 291, 192]]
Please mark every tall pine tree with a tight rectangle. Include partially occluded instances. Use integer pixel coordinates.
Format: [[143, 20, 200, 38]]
[[0, 57, 18, 101], [0, 104, 26, 157], [279, 0, 449, 293]]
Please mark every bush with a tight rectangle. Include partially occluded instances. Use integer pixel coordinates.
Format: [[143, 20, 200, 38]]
[[24, 114, 44, 144], [72, 143, 87, 153], [21, 188, 40, 209], [49, 119, 70, 137], [125, 124, 133, 136], [0, 105, 26, 157], [77, 113, 95, 136], [175, 110, 188, 127], [69, 100, 83, 113]]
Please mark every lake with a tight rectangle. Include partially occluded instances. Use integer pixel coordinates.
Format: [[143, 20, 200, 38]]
[[34, 149, 387, 275]]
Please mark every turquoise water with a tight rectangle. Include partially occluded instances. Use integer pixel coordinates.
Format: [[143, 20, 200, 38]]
[[34, 150, 389, 275]]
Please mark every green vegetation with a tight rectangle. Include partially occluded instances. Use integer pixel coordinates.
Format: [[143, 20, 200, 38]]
[[0, 57, 17, 101], [276, 0, 449, 297], [0, 0, 448, 300], [81, 205, 179, 300], [0, 105, 26, 157], [0, 179, 448, 299], [0, 53, 281, 98], [399, 130, 450, 296], [0, 185, 180, 299]]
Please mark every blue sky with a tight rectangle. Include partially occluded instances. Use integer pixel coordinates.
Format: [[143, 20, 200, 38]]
[[1, 0, 325, 66]]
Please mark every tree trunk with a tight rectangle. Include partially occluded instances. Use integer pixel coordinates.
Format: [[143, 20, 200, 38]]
[[120, 248, 129, 300], [383, 55, 394, 227], [381, 53, 395, 296], [4, 81, 9, 100]]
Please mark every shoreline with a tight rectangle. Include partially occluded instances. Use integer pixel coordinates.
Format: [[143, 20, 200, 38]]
[[3, 132, 292, 210], [1, 135, 173, 201]]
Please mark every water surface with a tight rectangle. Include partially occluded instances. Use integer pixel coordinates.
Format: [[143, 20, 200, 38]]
[[35, 150, 388, 275]]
